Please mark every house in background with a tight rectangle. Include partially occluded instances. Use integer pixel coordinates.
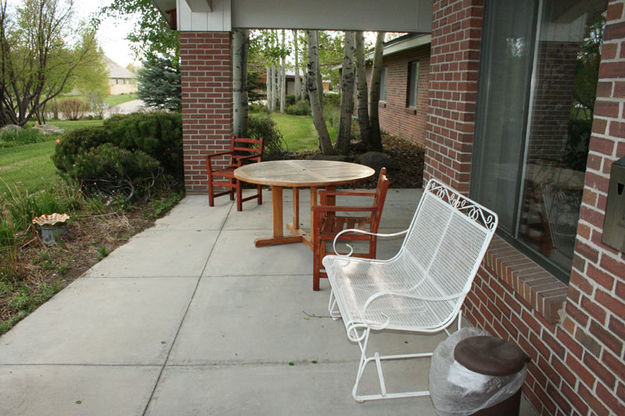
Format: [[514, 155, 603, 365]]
[[373, 33, 431, 146], [106, 57, 137, 95], [338, 33, 431, 146]]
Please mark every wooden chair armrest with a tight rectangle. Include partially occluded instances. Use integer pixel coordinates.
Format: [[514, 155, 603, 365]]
[[205, 151, 233, 159]]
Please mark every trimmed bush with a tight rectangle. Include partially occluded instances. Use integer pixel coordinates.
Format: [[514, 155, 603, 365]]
[[52, 127, 113, 172], [69, 144, 161, 199], [104, 112, 183, 179], [285, 100, 311, 116], [52, 112, 182, 199], [247, 115, 285, 160]]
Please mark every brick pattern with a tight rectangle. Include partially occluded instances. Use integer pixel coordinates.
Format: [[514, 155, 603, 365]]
[[423, 0, 484, 195], [377, 45, 431, 146], [180, 32, 232, 192], [425, 0, 625, 414]]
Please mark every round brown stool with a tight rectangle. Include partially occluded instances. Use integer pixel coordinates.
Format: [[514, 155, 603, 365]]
[[454, 336, 530, 416]]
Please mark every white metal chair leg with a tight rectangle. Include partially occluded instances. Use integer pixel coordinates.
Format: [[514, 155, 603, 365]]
[[328, 290, 341, 320], [351, 327, 433, 402]]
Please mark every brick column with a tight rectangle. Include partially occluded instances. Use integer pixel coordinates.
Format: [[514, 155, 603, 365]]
[[565, 1, 625, 414], [423, 0, 483, 194], [180, 32, 232, 193]]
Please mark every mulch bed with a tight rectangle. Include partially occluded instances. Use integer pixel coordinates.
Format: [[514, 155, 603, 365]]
[[0, 208, 156, 332]]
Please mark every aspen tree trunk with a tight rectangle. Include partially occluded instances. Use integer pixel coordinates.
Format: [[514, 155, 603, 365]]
[[306, 30, 333, 154], [266, 66, 273, 111], [233, 29, 249, 137], [293, 29, 300, 101], [336, 31, 356, 154], [280, 29, 286, 113], [355, 31, 370, 146], [368, 31, 385, 151]]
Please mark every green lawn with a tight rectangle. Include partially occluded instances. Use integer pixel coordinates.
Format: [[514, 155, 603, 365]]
[[47, 119, 104, 132], [0, 140, 59, 195], [57, 93, 137, 108], [105, 93, 138, 108], [261, 112, 337, 152]]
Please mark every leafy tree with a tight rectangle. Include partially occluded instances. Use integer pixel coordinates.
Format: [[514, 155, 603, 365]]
[[0, 0, 101, 126], [136, 54, 181, 111], [73, 50, 109, 116], [98, 0, 178, 62]]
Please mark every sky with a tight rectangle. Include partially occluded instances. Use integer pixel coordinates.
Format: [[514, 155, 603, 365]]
[[8, 0, 139, 67]]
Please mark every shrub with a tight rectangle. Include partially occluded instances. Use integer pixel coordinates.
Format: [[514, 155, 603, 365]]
[[247, 115, 285, 160], [69, 144, 162, 199], [58, 98, 89, 120], [52, 127, 113, 173], [249, 102, 268, 113], [53, 112, 183, 199], [0, 128, 46, 148], [103, 112, 183, 179], [285, 100, 311, 116], [286, 95, 297, 106]]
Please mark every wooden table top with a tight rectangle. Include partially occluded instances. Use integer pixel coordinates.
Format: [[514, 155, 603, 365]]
[[234, 160, 375, 187]]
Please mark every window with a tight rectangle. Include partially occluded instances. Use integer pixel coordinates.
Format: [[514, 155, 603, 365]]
[[379, 67, 387, 101], [407, 61, 419, 108], [472, 0, 606, 280]]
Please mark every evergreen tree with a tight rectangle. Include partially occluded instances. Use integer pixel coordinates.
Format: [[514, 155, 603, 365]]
[[136, 54, 181, 111]]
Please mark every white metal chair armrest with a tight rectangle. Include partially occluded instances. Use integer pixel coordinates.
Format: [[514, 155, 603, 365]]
[[332, 228, 408, 256]]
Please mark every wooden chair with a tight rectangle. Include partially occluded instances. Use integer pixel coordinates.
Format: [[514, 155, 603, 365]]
[[311, 168, 390, 291], [205, 136, 264, 211]]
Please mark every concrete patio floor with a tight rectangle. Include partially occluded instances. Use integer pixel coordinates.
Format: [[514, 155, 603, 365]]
[[0, 189, 538, 415]]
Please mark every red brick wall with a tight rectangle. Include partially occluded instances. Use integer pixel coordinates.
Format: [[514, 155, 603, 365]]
[[378, 45, 430, 146], [423, 0, 483, 195], [426, 0, 625, 414], [180, 32, 232, 192]]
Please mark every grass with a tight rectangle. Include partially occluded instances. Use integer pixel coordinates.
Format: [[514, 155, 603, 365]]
[[47, 119, 104, 133], [262, 112, 337, 152], [105, 93, 138, 108], [0, 141, 60, 194], [58, 93, 138, 108]]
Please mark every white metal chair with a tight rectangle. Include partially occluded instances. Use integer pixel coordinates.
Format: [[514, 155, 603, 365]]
[[323, 179, 498, 402]]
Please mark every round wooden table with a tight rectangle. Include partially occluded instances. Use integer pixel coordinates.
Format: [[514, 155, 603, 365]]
[[235, 160, 375, 247]]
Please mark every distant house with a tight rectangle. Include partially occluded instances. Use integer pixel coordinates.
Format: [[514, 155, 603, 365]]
[[106, 57, 137, 95], [374, 34, 431, 146]]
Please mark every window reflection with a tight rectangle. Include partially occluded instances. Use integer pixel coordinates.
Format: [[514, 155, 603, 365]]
[[518, 4, 605, 271]]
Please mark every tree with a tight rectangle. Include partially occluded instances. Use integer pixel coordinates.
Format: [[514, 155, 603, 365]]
[[233, 29, 249, 137], [367, 32, 385, 151], [99, 0, 178, 61], [73, 50, 109, 117], [336, 31, 356, 154], [293, 29, 301, 101], [306, 30, 333, 154], [279, 29, 286, 113], [136, 54, 181, 111], [355, 31, 370, 146], [0, 0, 100, 126]]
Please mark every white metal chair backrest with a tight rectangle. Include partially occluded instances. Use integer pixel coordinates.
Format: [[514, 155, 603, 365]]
[[398, 179, 498, 303]]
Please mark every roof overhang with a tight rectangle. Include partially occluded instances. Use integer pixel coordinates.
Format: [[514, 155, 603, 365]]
[[151, 0, 432, 33]]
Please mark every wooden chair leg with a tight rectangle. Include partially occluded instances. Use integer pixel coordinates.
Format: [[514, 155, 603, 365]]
[[257, 185, 262, 205], [229, 178, 235, 201], [208, 175, 215, 207], [313, 240, 326, 291], [236, 179, 243, 212]]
